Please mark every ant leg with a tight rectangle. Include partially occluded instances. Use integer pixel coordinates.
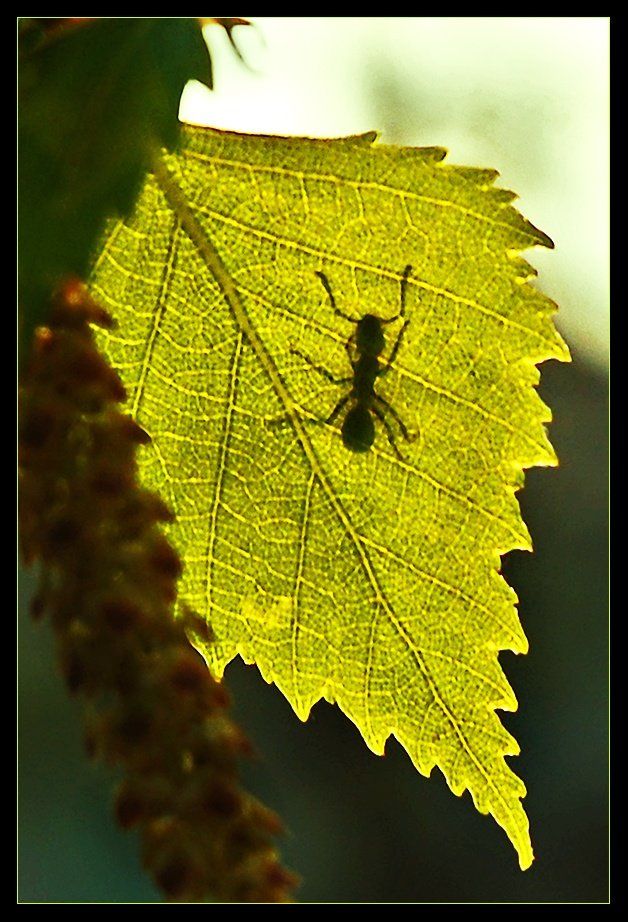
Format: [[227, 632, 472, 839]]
[[290, 347, 352, 386], [379, 319, 410, 376], [399, 263, 412, 318], [264, 393, 349, 432], [344, 337, 357, 368], [381, 264, 413, 324], [373, 393, 415, 443], [315, 270, 356, 324], [372, 403, 404, 461], [326, 393, 350, 426]]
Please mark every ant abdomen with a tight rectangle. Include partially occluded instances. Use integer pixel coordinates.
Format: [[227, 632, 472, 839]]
[[342, 405, 375, 453]]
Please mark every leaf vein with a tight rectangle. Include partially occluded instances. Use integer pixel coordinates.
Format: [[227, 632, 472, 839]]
[[204, 330, 243, 617], [291, 472, 316, 716], [131, 217, 179, 418]]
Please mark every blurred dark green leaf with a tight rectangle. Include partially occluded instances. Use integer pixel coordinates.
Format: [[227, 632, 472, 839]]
[[18, 18, 212, 346]]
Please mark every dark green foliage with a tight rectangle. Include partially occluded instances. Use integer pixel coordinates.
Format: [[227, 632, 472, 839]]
[[18, 18, 212, 347]]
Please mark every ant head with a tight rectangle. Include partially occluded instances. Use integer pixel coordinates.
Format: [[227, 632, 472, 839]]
[[355, 314, 385, 356]]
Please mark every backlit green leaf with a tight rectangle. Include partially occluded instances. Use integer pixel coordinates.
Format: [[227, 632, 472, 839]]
[[89, 124, 569, 869]]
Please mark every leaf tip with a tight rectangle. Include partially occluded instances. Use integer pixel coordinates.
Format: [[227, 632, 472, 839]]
[[518, 841, 535, 871], [524, 219, 555, 251]]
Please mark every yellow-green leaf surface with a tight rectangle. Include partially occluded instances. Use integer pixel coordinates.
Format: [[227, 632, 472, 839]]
[[89, 124, 569, 869]]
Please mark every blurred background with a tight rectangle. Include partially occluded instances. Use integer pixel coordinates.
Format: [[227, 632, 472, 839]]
[[19, 17, 609, 903]]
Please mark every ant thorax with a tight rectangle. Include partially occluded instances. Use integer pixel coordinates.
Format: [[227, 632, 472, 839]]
[[351, 352, 379, 406]]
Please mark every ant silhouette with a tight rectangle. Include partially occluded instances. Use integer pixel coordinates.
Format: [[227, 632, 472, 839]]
[[291, 266, 415, 459]]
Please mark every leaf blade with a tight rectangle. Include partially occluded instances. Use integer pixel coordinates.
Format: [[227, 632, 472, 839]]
[[89, 125, 569, 870]]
